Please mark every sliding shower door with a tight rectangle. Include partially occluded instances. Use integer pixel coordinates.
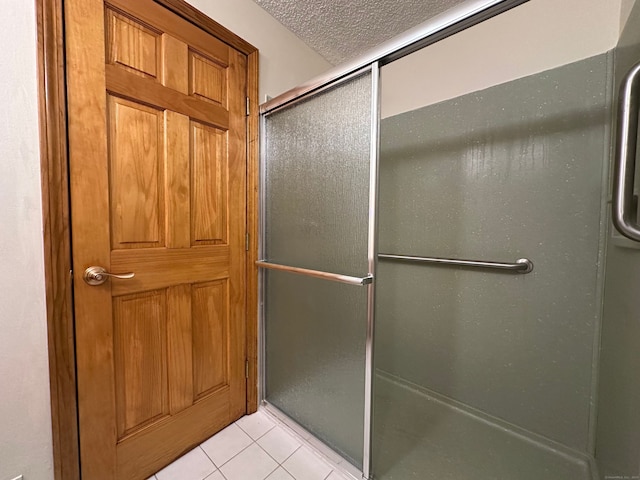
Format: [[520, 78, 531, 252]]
[[373, 10, 611, 480], [260, 68, 377, 469]]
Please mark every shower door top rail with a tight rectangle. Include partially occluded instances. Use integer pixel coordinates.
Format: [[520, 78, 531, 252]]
[[378, 253, 534, 274], [260, 0, 529, 114], [256, 260, 374, 286]]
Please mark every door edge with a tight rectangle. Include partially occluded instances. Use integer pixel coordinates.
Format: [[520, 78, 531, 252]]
[[36, 0, 80, 478]]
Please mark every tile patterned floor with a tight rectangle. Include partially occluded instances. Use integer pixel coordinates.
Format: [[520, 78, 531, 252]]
[[149, 411, 354, 480]]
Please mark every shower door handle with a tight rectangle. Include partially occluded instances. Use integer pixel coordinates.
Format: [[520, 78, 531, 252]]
[[256, 261, 373, 286], [378, 254, 534, 274], [613, 60, 640, 242]]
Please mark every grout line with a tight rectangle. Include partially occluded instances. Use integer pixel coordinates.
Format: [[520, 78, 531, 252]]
[[222, 441, 255, 469], [255, 424, 277, 441], [205, 439, 256, 470], [234, 418, 276, 442], [279, 444, 302, 465], [254, 434, 301, 467], [162, 412, 347, 480], [198, 445, 219, 469], [260, 406, 358, 479], [197, 446, 219, 480], [261, 464, 280, 480], [280, 463, 296, 479], [203, 469, 225, 480]]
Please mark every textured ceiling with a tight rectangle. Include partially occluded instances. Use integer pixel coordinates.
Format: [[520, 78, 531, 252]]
[[252, 0, 468, 65]]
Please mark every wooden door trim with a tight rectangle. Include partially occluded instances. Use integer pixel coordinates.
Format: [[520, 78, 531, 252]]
[[36, 0, 80, 478], [155, 0, 256, 55], [246, 49, 260, 414], [36, 0, 260, 477]]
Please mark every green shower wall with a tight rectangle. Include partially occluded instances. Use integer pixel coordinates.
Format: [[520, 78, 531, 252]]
[[595, 0, 640, 476], [376, 52, 611, 453]]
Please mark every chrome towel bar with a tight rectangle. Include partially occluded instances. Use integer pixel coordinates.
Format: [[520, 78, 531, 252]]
[[256, 261, 373, 286], [613, 59, 640, 241], [378, 253, 533, 274]]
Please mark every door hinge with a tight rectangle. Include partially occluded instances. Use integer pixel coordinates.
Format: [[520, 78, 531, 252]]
[[245, 232, 250, 251], [246, 97, 250, 116], [245, 359, 249, 379]]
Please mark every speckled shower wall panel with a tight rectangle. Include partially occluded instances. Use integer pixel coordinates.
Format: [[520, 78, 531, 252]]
[[376, 53, 611, 453], [596, 0, 640, 475]]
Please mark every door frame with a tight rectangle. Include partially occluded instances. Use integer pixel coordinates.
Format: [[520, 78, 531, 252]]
[[35, 1, 259, 478]]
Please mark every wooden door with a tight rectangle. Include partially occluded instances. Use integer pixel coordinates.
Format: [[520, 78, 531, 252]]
[[65, 0, 248, 477]]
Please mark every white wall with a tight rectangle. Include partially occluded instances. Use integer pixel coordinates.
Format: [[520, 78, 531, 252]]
[[186, 0, 332, 101], [382, 0, 623, 118], [621, 0, 637, 30], [0, 2, 54, 480]]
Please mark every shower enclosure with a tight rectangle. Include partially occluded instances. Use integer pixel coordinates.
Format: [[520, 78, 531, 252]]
[[258, 0, 640, 479]]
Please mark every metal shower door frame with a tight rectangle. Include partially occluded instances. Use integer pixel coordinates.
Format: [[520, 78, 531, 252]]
[[257, 1, 531, 478], [257, 64, 379, 479]]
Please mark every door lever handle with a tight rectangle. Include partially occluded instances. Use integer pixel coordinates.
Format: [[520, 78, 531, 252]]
[[83, 266, 135, 286]]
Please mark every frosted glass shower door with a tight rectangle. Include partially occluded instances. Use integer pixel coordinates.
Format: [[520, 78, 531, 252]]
[[261, 69, 375, 469]]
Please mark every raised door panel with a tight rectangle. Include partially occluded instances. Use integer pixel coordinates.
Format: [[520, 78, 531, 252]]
[[161, 34, 188, 93], [164, 110, 191, 249], [107, 0, 230, 69], [190, 51, 228, 107], [114, 290, 168, 440], [108, 96, 164, 249], [106, 8, 160, 79], [167, 284, 193, 414], [191, 121, 228, 245], [192, 280, 229, 400]]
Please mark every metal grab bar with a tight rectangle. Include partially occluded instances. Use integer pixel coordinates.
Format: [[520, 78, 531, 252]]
[[613, 60, 640, 242], [256, 261, 373, 286], [378, 253, 534, 274]]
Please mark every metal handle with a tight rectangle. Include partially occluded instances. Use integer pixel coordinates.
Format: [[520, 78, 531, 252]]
[[613, 60, 640, 241], [256, 261, 373, 286], [378, 253, 533, 274], [83, 266, 135, 286]]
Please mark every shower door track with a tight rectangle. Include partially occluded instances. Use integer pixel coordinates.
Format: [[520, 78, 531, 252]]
[[260, 0, 529, 115]]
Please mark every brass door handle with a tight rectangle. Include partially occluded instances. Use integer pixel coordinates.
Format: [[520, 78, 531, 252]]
[[83, 266, 135, 286]]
